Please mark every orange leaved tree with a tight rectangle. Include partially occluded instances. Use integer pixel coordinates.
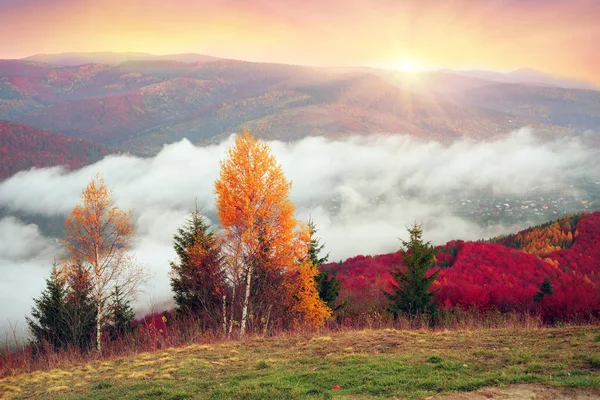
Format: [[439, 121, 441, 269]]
[[287, 259, 332, 328], [215, 131, 329, 337], [64, 174, 145, 352]]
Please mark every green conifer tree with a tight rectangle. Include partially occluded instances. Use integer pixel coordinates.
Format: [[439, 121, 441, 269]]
[[386, 222, 439, 319], [64, 260, 97, 351], [26, 265, 70, 352], [307, 218, 340, 309], [170, 205, 224, 326], [106, 285, 136, 340], [534, 277, 554, 303]]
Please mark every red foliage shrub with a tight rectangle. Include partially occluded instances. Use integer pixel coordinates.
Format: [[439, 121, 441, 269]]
[[324, 212, 600, 322]]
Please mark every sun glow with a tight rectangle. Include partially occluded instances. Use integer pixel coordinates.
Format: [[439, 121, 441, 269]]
[[394, 57, 423, 74]]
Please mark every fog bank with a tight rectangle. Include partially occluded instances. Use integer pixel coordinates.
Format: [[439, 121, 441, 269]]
[[1, 128, 597, 335]]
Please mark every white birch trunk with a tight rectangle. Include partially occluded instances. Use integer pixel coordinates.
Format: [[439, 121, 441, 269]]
[[228, 283, 236, 335], [239, 265, 253, 339], [222, 294, 227, 336], [96, 300, 102, 353]]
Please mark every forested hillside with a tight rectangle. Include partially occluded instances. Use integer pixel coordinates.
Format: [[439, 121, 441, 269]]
[[0, 120, 117, 180], [1, 58, 590, 156], [324, 212, 600, 321]]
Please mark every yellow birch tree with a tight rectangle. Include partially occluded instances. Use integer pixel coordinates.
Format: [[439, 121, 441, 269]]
[[214, 131, 329, 337], [63, 174, 145, 352]]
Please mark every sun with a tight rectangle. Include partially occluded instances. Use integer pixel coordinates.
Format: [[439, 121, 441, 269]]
[[395, 57, 422, 74], [376, 56, 429, 75]]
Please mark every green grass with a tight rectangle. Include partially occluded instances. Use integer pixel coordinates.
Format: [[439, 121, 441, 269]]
[[1, 326, 599, 399]]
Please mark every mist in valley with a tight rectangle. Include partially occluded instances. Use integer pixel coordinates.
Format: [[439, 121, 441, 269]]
[[1, 128, 598, 336]]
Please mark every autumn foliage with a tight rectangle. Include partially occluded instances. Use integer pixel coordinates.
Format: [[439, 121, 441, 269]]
[[324, 212, 600, 322], [491, 214, 578, 256], [214, 131, 299, 270], [215, 131, 330, 335], [0, 120, 116, 180], [286, 259, 332, 328], [3, 131, 600, 379], [64, 174, 133, 263], [63, 174, 144, 351]]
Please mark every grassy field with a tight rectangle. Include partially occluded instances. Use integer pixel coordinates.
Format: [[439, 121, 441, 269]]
[[1, 326, 599, 399]]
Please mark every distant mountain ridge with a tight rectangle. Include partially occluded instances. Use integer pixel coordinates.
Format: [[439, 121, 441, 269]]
[[0, 58, 525, 154], [22, 52, 220, 66], [455, 82, 600, 131], [0, 53, 597, 161], [444, 67, 597, 91], [23, 52, 597, 90]]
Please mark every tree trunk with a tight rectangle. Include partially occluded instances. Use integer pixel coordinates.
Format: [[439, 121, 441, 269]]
[[263, 304, 272, 336], [228, 283, 236, 336], [94, 248, 102, 352], [222, 294, 227, 336], [96, 300, 102, 353], [239, 265, 253, 339]]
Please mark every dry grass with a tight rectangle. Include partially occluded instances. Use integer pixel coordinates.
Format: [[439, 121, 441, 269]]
[[1, 325, 598, 399]]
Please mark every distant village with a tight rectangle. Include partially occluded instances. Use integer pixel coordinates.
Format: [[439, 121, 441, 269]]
[[454, 183, 599, 226], [324, 181, 600, 230]]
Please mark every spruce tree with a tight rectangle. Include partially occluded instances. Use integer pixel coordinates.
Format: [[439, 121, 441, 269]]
[[307, 218, 340, 309], [315, 270, 341, 309], [64, 260, 97, 351], [106, 285, 136, 340], [170, 205, 224, 326], [26, 265, 70, 352], [534, 277, 554, 303], [386, 222, 439, 319]]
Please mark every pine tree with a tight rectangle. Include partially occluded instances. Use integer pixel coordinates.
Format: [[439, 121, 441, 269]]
[[315, 270, 341, 309], [307, 218, 340, 309], [26, 265, 70, 352], [169, 205, 224, 328], [64, 260, 97, 352], [534, 277, 554, 303], [106, 285, 136, 340], [386, 222, 439, 319]]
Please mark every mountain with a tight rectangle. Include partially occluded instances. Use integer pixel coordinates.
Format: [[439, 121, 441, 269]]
[[0, 120, 118, 180], [324, 212, 600, 322], [1, 57, 585, 156], [22, 52, 220, 66], [445, 68, 597, 90], [453, 83, 600, 133]]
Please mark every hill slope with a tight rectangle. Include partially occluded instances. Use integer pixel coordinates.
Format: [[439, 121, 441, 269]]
[[0, 58, 587, 156], [1, 327, 598, 399], [455, 83, 600, 131], [0, 120, 117, 180], [324, 212, 600, 320]]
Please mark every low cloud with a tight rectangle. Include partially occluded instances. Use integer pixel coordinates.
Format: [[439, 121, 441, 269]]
[[0, 217, 60, 338], [0, 128, 597, 336]]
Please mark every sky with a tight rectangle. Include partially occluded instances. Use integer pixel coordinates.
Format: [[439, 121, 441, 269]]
[[0, 0, 599, 83], [1, 129, 599, 334]]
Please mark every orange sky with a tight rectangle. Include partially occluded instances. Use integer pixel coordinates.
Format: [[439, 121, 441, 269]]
[[1, 0, 599, 83]]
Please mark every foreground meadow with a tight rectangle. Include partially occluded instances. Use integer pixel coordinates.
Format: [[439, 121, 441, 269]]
[[1, 326, 599, 399]]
